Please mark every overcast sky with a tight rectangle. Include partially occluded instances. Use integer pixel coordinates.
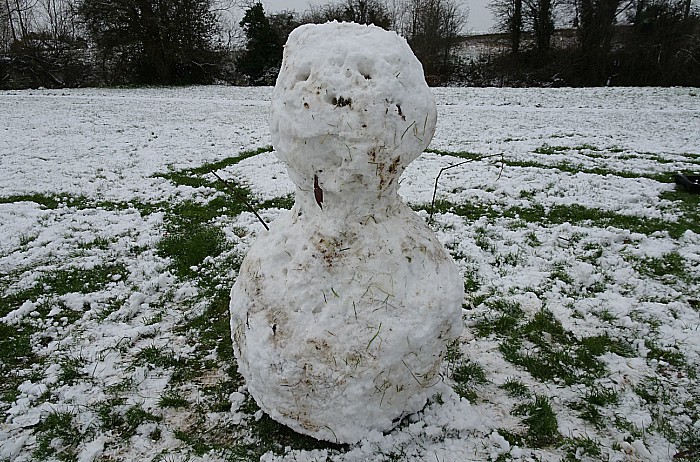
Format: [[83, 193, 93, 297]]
[[252, 0, 496, 33]]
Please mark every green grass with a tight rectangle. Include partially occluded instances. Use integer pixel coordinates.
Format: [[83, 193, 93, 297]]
[[233, 399, 347, 457], [417, 195, 695, 240], [631, 251, 697, 285], [499, 378, 530, 398], [157, 146, 273, 185], [580, 334, 636, 358], [428, 146, 683, 183], [0, 193, 90, 210], [34, 411, 84, 461], [0, 192, 160, 217], [513, 395, 560, 448], [155, 149, 276, 279], [452, 358, 488, 401], [134, 345, 179, 370], [473, 298, 525, 337], [96, 404, 162, 440], [260, 193, 295, 210], [39, 263, 129, 296], [570, 385, 620, 428], [424, 148, 699, 239], [644, 340, 688, 370], [0, 263, 128, 412], [0, 323, 37, 409], [158, 391, 190, 409], [533, 144, 570, 155], [562, 436, 602, 461], [491, 309, 636, 386], [158, 220, 228, 278], [58, 356, 89, 386]]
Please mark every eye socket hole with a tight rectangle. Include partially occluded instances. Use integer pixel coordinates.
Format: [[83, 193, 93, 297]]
[[295, 65, 311, 83]]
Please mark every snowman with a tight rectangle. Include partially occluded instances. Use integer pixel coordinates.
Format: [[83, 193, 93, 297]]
[[230, 22, 464, 444]]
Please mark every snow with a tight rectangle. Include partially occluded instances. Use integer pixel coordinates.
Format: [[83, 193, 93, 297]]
[[231, 22, 463, 443], [0, 83, 699, 461]]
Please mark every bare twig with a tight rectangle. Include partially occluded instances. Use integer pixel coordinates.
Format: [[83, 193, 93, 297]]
[[210, 170, 270, 231], [428, 153, 505, 225]]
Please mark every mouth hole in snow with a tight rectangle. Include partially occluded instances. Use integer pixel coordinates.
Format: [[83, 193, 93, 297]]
[[332, 96, 352, 108]]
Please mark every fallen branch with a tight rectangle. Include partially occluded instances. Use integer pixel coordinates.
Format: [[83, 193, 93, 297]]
[[428, 153, 505, 225], [210, 170, 270, 231]]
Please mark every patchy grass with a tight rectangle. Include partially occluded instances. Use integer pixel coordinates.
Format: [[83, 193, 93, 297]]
[[445, 340, 492, 408], [39, 263, 129, 296], [34, 411, 84, 461], [473, 298, 524, 337], [0, 322, 37, 409], [499, 377, 530, 398], [495, 309, 638, 386], [513, 395, 560, 448], [417, 194, 694, 240], [3, 129, 699, 461]]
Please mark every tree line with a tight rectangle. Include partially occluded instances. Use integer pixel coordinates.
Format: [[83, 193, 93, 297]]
[[484, 0, 700, 85], [0, 0, 467, 88], [1, 0, 698, 89]]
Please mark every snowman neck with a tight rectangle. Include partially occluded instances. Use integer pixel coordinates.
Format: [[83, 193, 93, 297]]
[[292, 175, 405, 223]]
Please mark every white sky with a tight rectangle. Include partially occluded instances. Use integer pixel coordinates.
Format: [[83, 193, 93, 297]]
[[254, 0, 496, 33]]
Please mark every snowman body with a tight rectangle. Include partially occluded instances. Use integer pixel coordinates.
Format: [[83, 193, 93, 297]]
[[230, 22, 464, 444]]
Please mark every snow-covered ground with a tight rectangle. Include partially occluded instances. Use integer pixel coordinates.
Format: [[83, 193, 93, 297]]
[[1, 86, 699, 461]]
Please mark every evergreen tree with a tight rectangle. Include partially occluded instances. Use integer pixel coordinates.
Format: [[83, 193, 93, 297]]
[[237, 3, 282, 85]]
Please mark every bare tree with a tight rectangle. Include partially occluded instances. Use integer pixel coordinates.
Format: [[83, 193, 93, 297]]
[[39, 0, 77, 44], [491, 0, 554, 54], [3, 0, 35, 43], [398, 0, 468, 82], [489, 0, 523, 52], [1, 0, 12, 51], [303, 0, 392, 28], [525, 0, 554, 52]]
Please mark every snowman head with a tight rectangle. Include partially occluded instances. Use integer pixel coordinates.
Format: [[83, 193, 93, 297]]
[[270, 22, 437, 217]]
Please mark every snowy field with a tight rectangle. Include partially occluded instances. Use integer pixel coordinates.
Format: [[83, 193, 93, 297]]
[[0, 86, 699, 461]]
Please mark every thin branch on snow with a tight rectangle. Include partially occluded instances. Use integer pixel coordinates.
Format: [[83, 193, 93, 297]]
[[210, 169, 270, 231], [428, 153, 505, 225]]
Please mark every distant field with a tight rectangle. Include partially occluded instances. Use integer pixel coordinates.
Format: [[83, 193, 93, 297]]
[[1, 86, 698, 461]]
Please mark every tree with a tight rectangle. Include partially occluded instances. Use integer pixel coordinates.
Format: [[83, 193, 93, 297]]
[[3, 0, 34, 44], [1, 0, 92, 89], [40, 0, 79, 47], [1, 1, 12, 52], [303, 0, 393, 28], [399, 0, 468, 82], [78, 0, 221, 85], [527, 0, 554, 52], [236, 2, 282, 85], [491, 0, 554, 54], [490, 0, 523, 53], [577, 0, 623, 83], [267, 9, 301, 50], [621, 0, 700, 85]]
